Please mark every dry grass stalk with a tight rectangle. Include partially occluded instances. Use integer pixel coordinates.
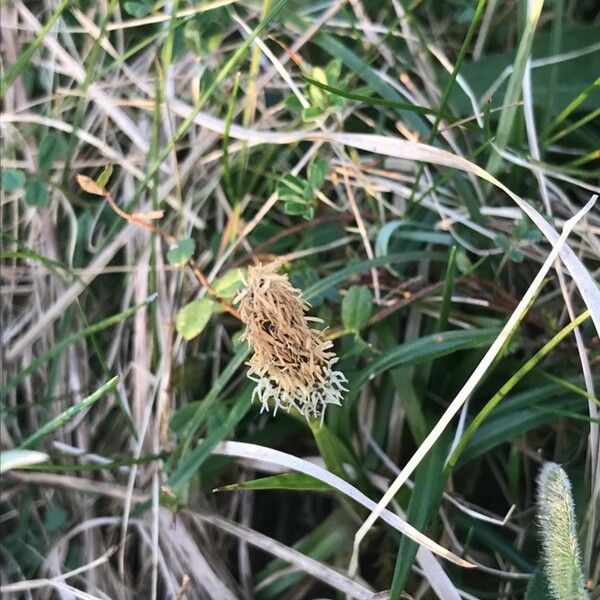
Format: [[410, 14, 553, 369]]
[[235, 261, 346, 422]]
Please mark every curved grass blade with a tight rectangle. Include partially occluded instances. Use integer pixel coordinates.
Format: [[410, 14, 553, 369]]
[[20, 376, 119, 449], [210, 440, 474, 568], [348, 328, 499, 403], [215, 472, 331, 493], [303, 251, 446, 302], [446, 310, 591, 471]]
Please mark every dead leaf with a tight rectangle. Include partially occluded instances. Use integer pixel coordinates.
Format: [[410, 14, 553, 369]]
[[77, 174, 106, 196]]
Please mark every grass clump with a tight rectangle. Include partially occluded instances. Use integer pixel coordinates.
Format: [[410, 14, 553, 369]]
[[1, 1, 599, 598]]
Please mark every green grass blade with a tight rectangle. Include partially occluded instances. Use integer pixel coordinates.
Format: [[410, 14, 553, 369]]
[[175, 344, 250, 461], [1, 295, 156, 398], [311, 32, 429, 135], [20, 376, 119, 449], [168, 383, 253, 492], [390, 434, 448, 598], [447, 310, 591, 470], [545, 107, 600, 144], [215, 472, 331, 493], [437, 245, 458, 333], [300, 75, 453, 119], [486, 0, 544, 175], [302, 252, 446, 302], [458, 396, 585, 466], [348, 328, 499, 403], [0, 0, 70, 98], [543, 76, 600, 138], [112, 0, 292, 228]]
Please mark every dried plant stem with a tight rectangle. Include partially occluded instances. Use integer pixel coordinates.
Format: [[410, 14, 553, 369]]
[[79, 177, 241, 320]]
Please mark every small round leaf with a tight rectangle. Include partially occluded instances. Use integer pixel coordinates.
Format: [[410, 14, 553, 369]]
[[342, 285, 373, 333], [213, 268, 246, 300], [1, 169, 26, 191], [167, 237, 195, 266], [175, 297, 215, 341], [25, 178, 49, 207]]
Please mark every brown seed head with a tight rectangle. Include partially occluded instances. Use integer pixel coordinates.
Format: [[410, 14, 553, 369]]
[[235, 261, 346, 421]]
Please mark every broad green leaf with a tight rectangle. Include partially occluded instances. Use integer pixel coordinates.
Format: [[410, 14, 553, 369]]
[[493, 233, 510, 250], [1, 169, 26, 191], [301, 106, 324, 122], [325, 58, 342, 84], [24, 177, 49, 207], [303, 205, 315, 220], [216, 472, 331, 493], [212, 268, 246, 300], [277, 173, 307, 197], [175, 297, 215, 341], [167, 237, 195, 266], [342, 286, 373, 333], [284, 94, 303, 113], [307, 66, 328, 107], [510, 248, 524, 263], [43, 505, 67, 533], [0, 449, 48, 473], [455, 249, 472, 274]]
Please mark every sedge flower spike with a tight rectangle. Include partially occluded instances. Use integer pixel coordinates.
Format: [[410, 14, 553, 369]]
[[235, 261, 347, 423]]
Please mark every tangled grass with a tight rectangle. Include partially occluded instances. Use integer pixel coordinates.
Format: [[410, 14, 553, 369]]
[[1, 1, 599, 598]]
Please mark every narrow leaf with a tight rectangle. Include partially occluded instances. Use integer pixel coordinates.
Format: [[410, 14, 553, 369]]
[[215, 472, 331, 493]]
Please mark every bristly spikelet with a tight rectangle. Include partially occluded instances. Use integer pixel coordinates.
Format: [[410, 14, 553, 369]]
[[536, 462, 589, 600], [234, 261, 347, 423]]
